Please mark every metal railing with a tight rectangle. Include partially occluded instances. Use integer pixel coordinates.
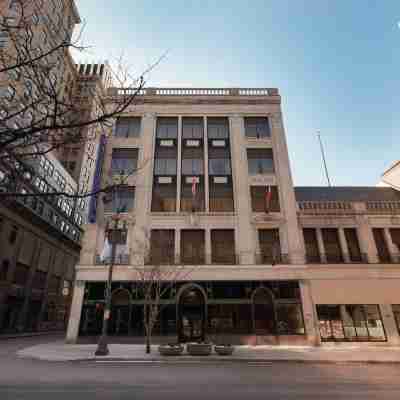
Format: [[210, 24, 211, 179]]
[[94, 254, 131, 265], [113, 87, 279, 97], [298, 201, 353, 212]]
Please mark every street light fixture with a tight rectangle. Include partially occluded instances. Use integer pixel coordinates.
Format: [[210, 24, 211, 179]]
[[95, 215, 128, 356]]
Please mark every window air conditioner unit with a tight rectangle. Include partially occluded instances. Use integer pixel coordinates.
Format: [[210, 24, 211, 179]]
[[212, 140, 225, 147], [158, 176, 172, 184], [185, 139, 200, 147], [213, 176, 228, 184], [185, 176, 200, 184], [160, 139, 174, 147]]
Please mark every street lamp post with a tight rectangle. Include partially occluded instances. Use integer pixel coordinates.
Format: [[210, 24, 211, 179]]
[[95, 217, 127, 356]]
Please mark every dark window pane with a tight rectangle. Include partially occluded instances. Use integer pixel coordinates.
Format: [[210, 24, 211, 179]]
[[115, 117, 141, 138], [181, 230, 205, 264], [209, 159, 231, 175], [211, 229, 235, 264], [303, 228, 320, 263], [321, 229, 343, 263], [276, 304, 305, 334], [156, 117, 178, 139], [104, 187, 135, 213], [258, 229, 281, 264], [247, 149, 274, 174], [250, 186, 280, 212], [209, 180, 234, 212], [372, 228, 391, 262], [207, 117, 229, 139], [149, 230, 175, 264], [152, 182, 176, 212], [182, 117, 203, 139], [244, 117, 270, 138], [344, 228, 362, 262], [111, 149, 138, 175]]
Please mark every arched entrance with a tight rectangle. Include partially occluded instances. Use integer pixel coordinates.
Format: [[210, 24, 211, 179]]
[[110, 288, 131, 335], [252, 287, 276, 335], [177, 285, 207, 342]]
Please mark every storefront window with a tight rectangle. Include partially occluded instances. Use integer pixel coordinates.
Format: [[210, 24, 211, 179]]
[[317, 304, 386, 342], [276, 303, 305, 334]]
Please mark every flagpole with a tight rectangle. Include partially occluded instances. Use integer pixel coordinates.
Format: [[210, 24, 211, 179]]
[[317, 131, 332, 187]]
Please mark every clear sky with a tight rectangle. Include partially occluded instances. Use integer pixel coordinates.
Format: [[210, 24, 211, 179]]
[[73, 0, 400, 187]]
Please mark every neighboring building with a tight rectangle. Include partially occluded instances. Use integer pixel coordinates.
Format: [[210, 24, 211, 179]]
[[0, 0, 84, 333], [66, 87, 400, 346], [379, 160, 400, 191]]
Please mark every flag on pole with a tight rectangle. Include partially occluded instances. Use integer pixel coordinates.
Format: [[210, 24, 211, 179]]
[[100, 232, 112, 263], [265, 185, 272, 213], [191, 177, 197, 197]]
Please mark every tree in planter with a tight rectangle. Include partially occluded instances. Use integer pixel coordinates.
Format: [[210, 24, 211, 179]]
[[0, 0, 162, 201], [132, 229, 193, 354]]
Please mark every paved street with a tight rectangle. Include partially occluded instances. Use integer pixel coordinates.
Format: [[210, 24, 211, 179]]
[[1, 335, 400, 399]]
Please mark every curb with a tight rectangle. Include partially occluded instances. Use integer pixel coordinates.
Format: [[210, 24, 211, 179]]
[[0, 331, 64, 340]]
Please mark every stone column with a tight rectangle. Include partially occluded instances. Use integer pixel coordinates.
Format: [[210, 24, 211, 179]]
[[205, 229, 212, 264], [383, 228, 399, 263], [353, 203, 379, 263], [315, 228, 327, 263], [131, 113, 156, 264], [229, 115, 255, 265], [338, 228, 350, 263], [16, 237, 42, 332], [176, 116, 182, 212], [379, 304, 400, 346], [203, 116, 210, 212], [65, 280, 85, 344], [270, 113, 305, 264], [299, 280, 321, 346], [175, 229, 181, 265]]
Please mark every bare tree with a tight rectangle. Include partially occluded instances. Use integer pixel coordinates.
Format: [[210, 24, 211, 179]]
[[133, 229, 193, 354], [0, 0, 159, 201]]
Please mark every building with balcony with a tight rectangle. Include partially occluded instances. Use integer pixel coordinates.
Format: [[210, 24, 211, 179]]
[[65, 86, 400, 346]]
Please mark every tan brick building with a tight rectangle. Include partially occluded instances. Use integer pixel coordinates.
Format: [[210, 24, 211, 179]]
[[66, 87, 400, 346]]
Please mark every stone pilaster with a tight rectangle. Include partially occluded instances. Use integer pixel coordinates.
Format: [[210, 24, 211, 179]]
[[383, 228, 399, 263], [379, 304, 400, 346], [270, 113, 305, 264], [66, 280, 85, 344], [203, 116, 209, 212], [176, 116, 182, 212], [315, 228, 327, 263], [229, 115, 255, 265], [299, 280, 321, 346], [338, 228, 350, 263]]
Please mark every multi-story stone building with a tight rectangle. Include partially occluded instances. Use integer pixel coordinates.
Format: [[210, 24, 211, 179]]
[[66, 87, 400, 346], [0, 0, 84, 333]]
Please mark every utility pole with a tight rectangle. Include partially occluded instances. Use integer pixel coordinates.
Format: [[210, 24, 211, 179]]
[[317, 131, 332, 187]]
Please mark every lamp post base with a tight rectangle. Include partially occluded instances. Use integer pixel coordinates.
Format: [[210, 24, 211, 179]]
[[95, 335, 109, 356]]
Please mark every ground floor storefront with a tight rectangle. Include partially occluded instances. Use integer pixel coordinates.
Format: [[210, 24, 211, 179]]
[[66, 278, 400, 346]]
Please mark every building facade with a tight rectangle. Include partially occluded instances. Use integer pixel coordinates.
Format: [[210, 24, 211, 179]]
[[66, 87, 400, 346], [0, 0, 84, 333]]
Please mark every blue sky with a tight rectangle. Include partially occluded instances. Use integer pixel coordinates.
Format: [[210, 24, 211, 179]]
[[73, 0, 400, 186]]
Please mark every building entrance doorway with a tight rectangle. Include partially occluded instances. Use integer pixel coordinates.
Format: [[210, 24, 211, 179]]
[[110, 289, 131, 335], [178, 286, 206, 342], [252, 287, 276, 334]]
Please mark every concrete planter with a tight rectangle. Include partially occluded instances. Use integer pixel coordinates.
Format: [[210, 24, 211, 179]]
[[158, 344, 184, 356], [214, 344, 235, 356], [187, 343, 212, 356]]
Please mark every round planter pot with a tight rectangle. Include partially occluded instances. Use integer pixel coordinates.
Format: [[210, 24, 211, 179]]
[[158, 344, 184, 356], [214, 345, 234, 356], [187, 343, 212, 356]]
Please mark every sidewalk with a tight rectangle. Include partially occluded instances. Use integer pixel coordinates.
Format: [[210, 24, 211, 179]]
[[16, 340, 400, 363]]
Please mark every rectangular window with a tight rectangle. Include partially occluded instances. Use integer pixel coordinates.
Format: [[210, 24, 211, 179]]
[[182, 117, 203, 139], [258, 229, 282, 264], [209, 179, 234, 212], [32, 270, 47, 291], [154, 146, 177, 175], [149, 230, 175, 264], [104, 186, 135, 213], [209, 158, 231, 175], [207, 117, 229, 139], [317, 304, 386, 342], [303, 228, 321, 263], [344, 228, 362, 262], [276, 304, 305, 334], [181, 178, 205, 212], [151, 181, 176, 212], [111, 148, 138, 175], [156, 117, 178, 139], [211, 229, 235, 264], [115, 117, 141, 138], [321, 228, 343, 263], [247, 148, 274, 175], [181, 230, 205, 265], [250, 186, 280, 212], [244, 117, 270, 139], [181, 146, 204, 175], [372, 228, 391, 263]]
